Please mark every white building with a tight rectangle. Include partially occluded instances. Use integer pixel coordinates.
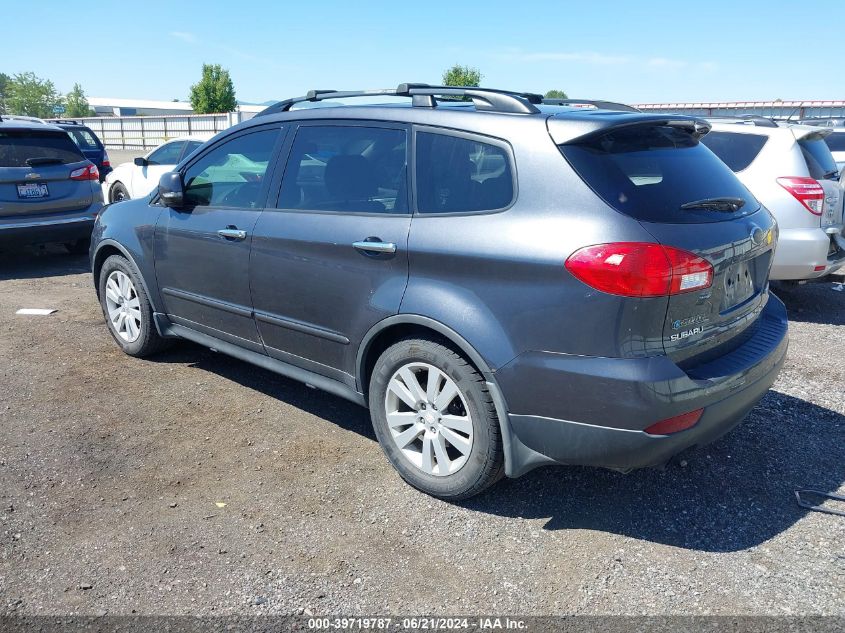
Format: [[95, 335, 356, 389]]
[[87, 97, 266, 117]]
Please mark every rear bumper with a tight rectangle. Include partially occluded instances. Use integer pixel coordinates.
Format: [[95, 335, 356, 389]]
[[770, 225, 845, 280], [0, 206, 101, 246], [496, 296, 789, 477]]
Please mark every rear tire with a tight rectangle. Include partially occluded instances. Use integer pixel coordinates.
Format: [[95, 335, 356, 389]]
[[110, 182, 130, 203], [368, 337, 504, 500], [98, 254, 168, 358]]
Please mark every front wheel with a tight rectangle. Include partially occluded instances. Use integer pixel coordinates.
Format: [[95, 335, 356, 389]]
[[109, 182, 130, 203], [368, 338, 504, 500], [98, 254, 168, 357]]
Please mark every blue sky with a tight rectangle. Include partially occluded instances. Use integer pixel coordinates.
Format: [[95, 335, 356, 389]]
[[3, 0, 840, 105]]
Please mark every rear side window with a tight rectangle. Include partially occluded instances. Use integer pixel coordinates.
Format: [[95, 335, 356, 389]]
[[559, 125, 757, 224], [66, 128, 101, 150], [415, 132, 514, 213], [800, 137, 839, 179], [0, 130, 84, 167], [278, 125, 407, 213], [700, 131, 767, 172], [825, 134, 845, 152]]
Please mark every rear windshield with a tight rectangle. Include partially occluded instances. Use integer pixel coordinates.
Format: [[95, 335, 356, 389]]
[[0, 130, 84, 167], [700, 131, 767, 172], [66, 128, 101, 150], [799, 137, 839, 179], [823, 133, 845, 153], [560, 125, 757, 223]]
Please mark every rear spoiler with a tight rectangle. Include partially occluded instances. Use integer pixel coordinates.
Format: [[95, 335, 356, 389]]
[[789, 125, 833, 142], [548, 113, 711, 145]]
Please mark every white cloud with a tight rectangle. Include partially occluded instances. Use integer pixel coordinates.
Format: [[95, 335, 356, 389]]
[[498, 50, 630, 65], [496, 48, 714, 72], [647, 57, 687, 69], [170, 31, 198, 44]]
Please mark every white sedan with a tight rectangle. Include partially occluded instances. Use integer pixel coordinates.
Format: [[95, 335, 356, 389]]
[[103, 135, 210, 203]]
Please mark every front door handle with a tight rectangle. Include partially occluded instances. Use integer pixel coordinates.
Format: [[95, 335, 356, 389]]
[[353, 240, 397, 254], [217, 228, 247, 241]]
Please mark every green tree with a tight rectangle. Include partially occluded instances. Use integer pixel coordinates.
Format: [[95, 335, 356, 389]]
[[442, 64, 482, 87], [64, 83, 93, 118], [545, 89, 569, 99], [6, 72, 62, 118], [0, 73, 10, 115], [189, 64, 237, 113]]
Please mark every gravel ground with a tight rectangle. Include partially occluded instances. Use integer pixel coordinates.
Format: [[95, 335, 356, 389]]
[[0, 245, 843, 616]]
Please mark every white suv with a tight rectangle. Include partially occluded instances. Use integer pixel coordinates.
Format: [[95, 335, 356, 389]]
[[702, 119, 845, 281]]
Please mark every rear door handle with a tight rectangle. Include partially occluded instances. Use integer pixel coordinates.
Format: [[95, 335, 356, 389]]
[[353, 240, 396, 254], [217, 228, 247, 241]]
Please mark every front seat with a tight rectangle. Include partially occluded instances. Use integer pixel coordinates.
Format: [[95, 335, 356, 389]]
[[317, 155, 385, 212]]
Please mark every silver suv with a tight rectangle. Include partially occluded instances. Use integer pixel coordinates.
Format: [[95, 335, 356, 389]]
[[702, 119, 845, 281], [0, 118, 104, 253]]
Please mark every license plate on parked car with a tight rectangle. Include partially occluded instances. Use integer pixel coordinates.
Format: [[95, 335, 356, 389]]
[[724, 261, 755, 309], [17, 183, 50, 199]]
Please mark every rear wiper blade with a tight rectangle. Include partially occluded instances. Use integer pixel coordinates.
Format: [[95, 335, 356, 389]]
[[25, 157, 63, 166], [680, 196, 746, 212], [822, 170, 839, 180]]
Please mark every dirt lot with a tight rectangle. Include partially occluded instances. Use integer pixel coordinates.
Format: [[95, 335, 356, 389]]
[[1, 245, 843, 616]]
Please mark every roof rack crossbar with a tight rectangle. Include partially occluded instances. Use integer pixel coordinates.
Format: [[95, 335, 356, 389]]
[[257, 83, 543, 116]]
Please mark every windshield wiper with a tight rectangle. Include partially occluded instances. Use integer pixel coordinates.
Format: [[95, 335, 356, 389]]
[[822, 170, 839, 180], [25, 157, 63, 166], [680, 196, 746, 212]]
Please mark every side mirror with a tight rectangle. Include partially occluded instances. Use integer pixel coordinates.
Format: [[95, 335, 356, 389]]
[[158, 172, 184, 208], [134, 157, 147, 167]]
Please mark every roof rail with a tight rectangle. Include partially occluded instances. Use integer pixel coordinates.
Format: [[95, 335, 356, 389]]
[[256, 83, 543, 117], [705, 115, 778, 128], [46, 119, 82, 125], [543, 98, 640, 112]]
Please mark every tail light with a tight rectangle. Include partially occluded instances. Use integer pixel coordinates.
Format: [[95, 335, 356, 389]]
[[102, 151, 111, 168], [644, 409, 703, 435], [70, 164, 99, 181], [776, 177, 824, 215], [565, 242, 713, 297]]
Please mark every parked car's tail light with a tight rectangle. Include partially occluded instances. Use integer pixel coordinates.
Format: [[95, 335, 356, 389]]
[[776, 177, 824, 215], [70, 164, 99, 181], [565, 242, 713, 297], [102, 151, 111, 168], [644, 409, 703, 435]]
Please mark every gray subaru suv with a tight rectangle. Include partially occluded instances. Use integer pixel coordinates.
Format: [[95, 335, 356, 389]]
[[90, 84, 788, 499], [0, 118, 103, 252]]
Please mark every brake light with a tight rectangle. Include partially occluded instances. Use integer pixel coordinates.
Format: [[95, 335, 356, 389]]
[[102, 151, 111, 168], [70, 164, 99, 181], [565, 243, 714, 297], [644, 409, 703, 435], [777, 177, 824, 215]]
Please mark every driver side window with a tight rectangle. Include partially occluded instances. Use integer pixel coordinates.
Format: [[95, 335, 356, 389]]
[[147, 141, 186, 166], [183, 128, 281, 208]]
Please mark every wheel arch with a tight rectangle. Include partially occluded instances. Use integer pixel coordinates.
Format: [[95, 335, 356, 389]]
[[92, 239, 158, 313], [356, 315, 497, 398], [356, 314, 534, 479]]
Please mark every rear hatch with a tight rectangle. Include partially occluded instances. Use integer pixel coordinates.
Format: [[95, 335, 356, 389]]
[[795, 128, 843, 228], [556, 117, 777, 365], [0, 127, 93, 217], [64, 126, 105, 168]]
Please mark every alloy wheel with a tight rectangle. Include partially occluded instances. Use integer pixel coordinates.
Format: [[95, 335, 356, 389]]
[[383, 362, 474, 476], [104, 270, 142, 343]]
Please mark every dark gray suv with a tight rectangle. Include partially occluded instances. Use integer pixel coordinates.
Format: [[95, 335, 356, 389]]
[[1, 118, 103, 252], [91, 84, 788, 499]]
